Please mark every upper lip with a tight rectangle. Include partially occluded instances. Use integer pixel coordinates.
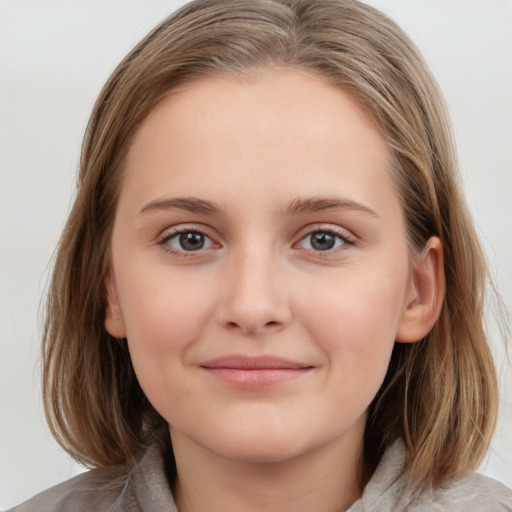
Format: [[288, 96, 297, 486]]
[[200, 355, 313, 370]]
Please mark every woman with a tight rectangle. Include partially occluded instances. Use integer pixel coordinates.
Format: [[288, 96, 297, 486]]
[[10, 0, 512, 510]]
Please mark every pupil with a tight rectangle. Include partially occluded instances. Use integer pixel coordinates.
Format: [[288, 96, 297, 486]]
[[311, 232, 335, 251], [179, 232, 204, 251]]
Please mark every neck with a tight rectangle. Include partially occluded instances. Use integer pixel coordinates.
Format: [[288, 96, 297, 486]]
[[171, 419, 366, 512]]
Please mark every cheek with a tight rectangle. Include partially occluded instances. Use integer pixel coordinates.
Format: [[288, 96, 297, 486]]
[[297, 266, 408, 391], [119, 264, 215, 346], [116, 268, 215, 403]]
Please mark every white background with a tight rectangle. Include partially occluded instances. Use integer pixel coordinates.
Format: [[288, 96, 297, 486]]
[[1, 0, 511, 509]]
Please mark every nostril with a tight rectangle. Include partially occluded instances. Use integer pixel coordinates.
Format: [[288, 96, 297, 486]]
[[224, 319, 281, 333]]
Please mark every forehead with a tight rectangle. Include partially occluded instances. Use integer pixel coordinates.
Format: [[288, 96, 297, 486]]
[[120, 68, 396, 217]]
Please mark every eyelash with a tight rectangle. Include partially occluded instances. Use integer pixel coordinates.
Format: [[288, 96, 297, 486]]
[[156, 226, 355, 257], [296, 228, 354, 254], [157, 227, 216, 256]]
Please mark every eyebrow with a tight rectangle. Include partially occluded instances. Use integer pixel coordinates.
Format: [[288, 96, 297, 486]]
[[140, 197, 221, 215], [286, 196, 379, 217], [139, 195, 379, 218]]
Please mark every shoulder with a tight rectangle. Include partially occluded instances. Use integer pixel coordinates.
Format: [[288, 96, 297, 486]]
[[8, 465, 133, 512], [357, 439, 512, 511], [8, 443, 177, 512], [394, 465, 512, 511], [420, 472, 512, 511]]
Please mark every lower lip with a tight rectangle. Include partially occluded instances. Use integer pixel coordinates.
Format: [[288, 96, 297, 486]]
[[202, 367, 312, 389]]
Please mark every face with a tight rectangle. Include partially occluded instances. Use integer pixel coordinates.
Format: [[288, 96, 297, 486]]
[[106, 69, 420, 464]]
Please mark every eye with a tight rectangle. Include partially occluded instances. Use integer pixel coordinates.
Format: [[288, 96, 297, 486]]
[[297, 230, 351, 252], [159, 229, 215, 253]]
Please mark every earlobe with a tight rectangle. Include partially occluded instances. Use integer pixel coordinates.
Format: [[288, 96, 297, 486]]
[[104, 270, 127, 339], [395, 237, 445, 343]]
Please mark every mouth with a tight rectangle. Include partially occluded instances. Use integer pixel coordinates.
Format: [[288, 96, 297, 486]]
[[199, 355, 315, 389]]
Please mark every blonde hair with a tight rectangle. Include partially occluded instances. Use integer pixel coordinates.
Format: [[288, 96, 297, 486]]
[[43, 0, 499, 488]]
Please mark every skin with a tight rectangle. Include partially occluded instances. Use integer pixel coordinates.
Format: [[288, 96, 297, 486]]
[[105, 69, 444, 512]]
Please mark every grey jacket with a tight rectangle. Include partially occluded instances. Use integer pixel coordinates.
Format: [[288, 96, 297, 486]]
[[10, 440, 512, 511]]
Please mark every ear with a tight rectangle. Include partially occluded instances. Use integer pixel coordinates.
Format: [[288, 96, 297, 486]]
[[104, 270, 127, 338], [395, 236, 445, 343]]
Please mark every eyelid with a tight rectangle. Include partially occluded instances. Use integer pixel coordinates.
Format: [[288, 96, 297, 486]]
[[156, 224, 221, 254], [155, 222, 355, 257], [293, 224, 356, 251]]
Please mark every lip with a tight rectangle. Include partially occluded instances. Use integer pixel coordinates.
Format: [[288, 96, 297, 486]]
[[199, 355, 314, 389]]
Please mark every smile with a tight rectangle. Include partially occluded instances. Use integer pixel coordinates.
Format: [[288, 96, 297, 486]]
[[199, 355, 315, 389]]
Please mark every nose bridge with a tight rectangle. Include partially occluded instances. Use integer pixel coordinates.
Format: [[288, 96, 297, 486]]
[[217, 241, 291, 334]]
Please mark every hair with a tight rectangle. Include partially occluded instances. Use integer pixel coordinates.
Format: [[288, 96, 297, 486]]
[[42, 0, 499, 490]]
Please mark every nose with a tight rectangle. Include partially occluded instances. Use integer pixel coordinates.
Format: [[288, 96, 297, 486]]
[[216, 248, 292, 335]]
